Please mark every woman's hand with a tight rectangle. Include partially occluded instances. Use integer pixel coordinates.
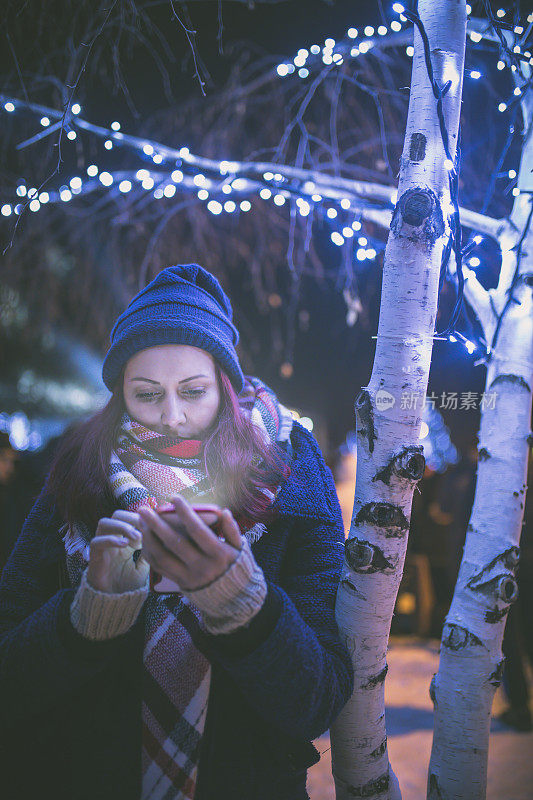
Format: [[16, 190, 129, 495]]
[[138, 495, 243, 592], [87, 510, 150, 593]]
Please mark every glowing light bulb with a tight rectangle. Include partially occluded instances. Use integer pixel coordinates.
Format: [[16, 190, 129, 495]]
[[406, 46, 414, 57], [508, 169, 517, 179], [104, 140, 113, 149], [352, 220, 362, 230], [341, 198, 351, 210], [224, 200, 236, 212], [274, 194, 286, 206], [70, 176, 82, 190], [497, 60, 505, 70], [240, 200, 251, 211], [331, 232, 344, 246], [111, 121, 121, 131], [207, 200, 222, 214], [4, 102, 15, 112], [298, 68, 310, 78], [154, 188, 164, 199], [378, 26, 387, 35], [469, 257, 480, 267], [393, 2, 404, 12], [326, 208, 337, 219], [142, 177, 154, 190], [143, 144, 154, 156], [67, 130, 76, 140], [444, 158, 454, 170], [40, 116, 50, 127], [29, 199, 40, 212], [470, 70, 481, 79], [71, 103, 81, 114], [87, 164, 98, 177], [277, 64, 289, 77], [1, 204, 12, 216], [498, 102, 507, 112], [60, 188, 72, 201], [259, 188, 272, 200], [496, 8, 505, 17], [39, 192, 49, 203], [364, 26, 374, 36], [99, 172, 113, 187], [469, 31, 482, 43], [171, 170, 183, 183], [347, 28, 358, 39], [391, 20, 402, 32], [163, 184, 176, 198], [197, 189, 209, 200], [119, 180, 132, 193], [342, 227, 354, 238], [152, 154, 163, 164]]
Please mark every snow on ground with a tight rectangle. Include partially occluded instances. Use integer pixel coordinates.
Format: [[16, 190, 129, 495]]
[[307, 637, 533, 800]]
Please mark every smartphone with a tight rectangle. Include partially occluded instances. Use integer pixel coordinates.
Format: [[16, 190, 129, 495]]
[[149, 502, 223, 594]]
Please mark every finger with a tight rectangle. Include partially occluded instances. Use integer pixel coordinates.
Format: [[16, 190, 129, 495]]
[[217, 509, 244, 549], [97, 518, 143, 545], [138, 506, 199, 562], [111, 509, 144, 531], [90, 535, 131, 551], [167, 495, 219, 555]]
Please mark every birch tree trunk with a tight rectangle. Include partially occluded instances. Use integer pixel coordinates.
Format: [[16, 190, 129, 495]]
[[330, 2, 467, 798], [427, 74, 533, 800]]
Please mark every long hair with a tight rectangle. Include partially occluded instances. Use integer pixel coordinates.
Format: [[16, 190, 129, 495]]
[[47, 364, 289, 534]]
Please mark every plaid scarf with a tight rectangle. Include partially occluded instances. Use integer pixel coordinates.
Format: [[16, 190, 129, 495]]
[[63, 376, 294, 800]]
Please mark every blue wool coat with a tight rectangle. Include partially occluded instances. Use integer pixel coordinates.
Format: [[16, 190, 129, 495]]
[[0, 421, 353, 800]]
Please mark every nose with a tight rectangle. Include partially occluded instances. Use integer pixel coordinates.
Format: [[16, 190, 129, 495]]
[[160, 394, 186, 429]]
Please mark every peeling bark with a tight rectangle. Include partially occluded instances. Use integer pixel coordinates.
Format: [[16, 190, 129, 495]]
[[330, 3, 467, 798]]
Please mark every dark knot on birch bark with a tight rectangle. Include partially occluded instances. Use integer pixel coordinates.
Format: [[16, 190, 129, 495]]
[[390, 187, 445, 244], [354, 389, 377, 453], [353, 502, 409, 536], [442, 623, 483, 650], [373, 445, 426, 484], [496, 575, 519, 604], [344, 537, 397, 574]]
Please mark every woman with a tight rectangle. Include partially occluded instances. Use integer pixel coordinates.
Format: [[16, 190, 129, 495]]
[[0, 264, 353, 800]]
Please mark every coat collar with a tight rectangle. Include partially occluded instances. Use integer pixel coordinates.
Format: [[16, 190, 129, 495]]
[[272, 422, 337, 523]]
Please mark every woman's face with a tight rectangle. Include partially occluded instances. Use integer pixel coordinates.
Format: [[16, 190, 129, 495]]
[[123, 344, 221, 438]]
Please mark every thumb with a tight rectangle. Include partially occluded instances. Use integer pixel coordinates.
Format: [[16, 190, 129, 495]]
[[218, 509, 243, 549]]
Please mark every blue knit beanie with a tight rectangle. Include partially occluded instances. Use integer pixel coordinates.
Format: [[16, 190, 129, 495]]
[[102, 264, 244, 393]]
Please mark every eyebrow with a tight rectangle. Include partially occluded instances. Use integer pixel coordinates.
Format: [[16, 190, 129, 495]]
[[130, 374, 208, 384]]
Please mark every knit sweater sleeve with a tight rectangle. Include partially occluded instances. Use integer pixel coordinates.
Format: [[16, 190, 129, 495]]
[[0, 484, 142, 728], [69, 537, 265, 640]]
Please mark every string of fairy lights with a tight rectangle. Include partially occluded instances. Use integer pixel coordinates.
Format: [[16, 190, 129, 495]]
[[1, 3, 532, 366]]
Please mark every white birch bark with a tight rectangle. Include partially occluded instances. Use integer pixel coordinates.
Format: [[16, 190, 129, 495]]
[[427, 70, 533, 800], [330, 2, 467, 798]]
